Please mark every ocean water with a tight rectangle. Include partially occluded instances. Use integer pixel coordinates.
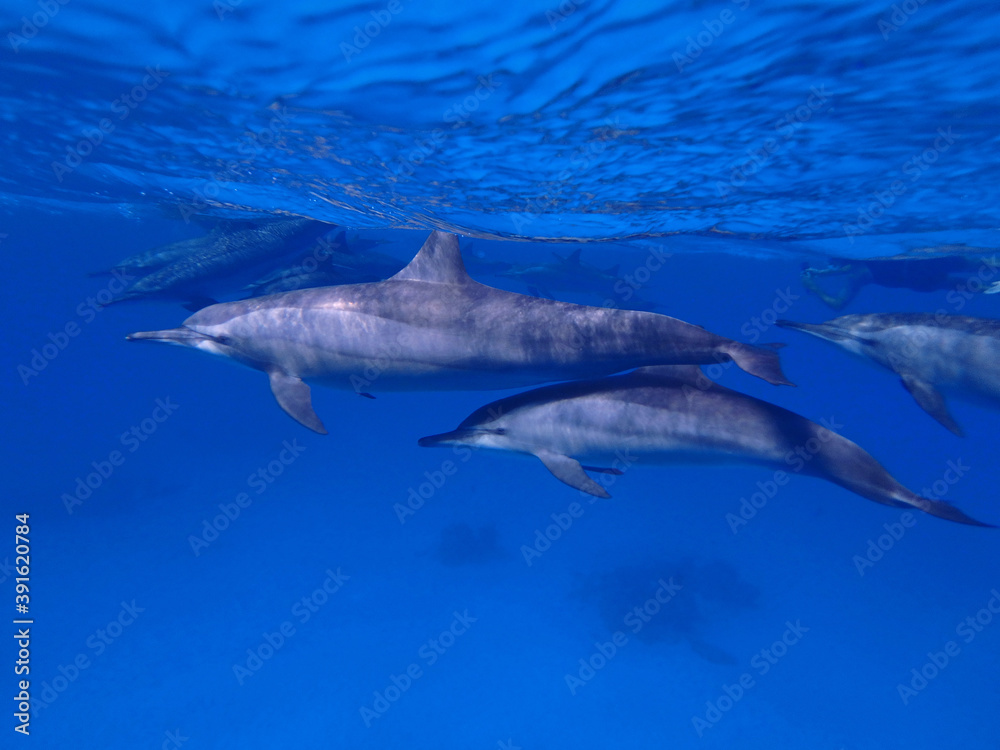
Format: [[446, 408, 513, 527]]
[[2, 0, 999, 748]]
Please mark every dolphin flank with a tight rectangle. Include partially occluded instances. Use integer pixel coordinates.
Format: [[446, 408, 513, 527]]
[[127, 231, 792, 434], [418, 365, 990, 527], [777, 313, 1000, 435]]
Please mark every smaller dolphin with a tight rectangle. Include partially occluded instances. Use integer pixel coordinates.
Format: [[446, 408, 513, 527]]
[[91, 236, 206, 277], [418, 365, 989, 526], [243, 231, 406, 296], [108, 218, 334, 309], [777, 313, 1000, 436]]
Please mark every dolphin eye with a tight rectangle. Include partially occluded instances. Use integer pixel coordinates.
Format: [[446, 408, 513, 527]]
[[215, 334, 233, 345], [493, 427, 506, 435]]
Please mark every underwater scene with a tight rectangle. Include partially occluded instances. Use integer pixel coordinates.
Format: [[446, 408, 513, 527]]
[[2, 0, 999, 748]]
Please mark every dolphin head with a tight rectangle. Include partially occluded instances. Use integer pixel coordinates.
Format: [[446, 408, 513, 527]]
[[418, 424, 515, 451], [419, 400, 527, 452], [776, 316, 874, 356], [127, 300, 267, 364], [126, 325, 238, 359]]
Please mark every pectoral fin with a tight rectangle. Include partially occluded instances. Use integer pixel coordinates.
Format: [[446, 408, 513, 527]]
[[534, 450, 610, 498], [268, 371, 328, 435], [900, 375, 963, 436]]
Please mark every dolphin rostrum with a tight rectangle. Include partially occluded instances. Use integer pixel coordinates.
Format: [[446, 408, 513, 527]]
[[127, 231, 791, 434], [418, 365, 989, 526], [777, 313, 1000, 436]]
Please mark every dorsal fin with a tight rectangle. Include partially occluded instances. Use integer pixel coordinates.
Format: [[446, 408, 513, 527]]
[[390, 231, 470, 284], [565, 248, 583, 265]]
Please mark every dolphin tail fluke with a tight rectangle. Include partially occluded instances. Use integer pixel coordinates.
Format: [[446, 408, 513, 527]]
[[534, 449, 610, 498], [726, 342, 795, 386], [267, 370, 328, 435], [905, 494, 994, 527], [812, 429, 991, 526]]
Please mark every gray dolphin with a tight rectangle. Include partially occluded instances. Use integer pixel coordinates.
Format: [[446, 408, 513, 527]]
[[127, 231, 791, 434], [418, 365, 989, 526], [91, 236, 206, 277], [109, 218, 333, 309], [777, 313, 1000, 436]]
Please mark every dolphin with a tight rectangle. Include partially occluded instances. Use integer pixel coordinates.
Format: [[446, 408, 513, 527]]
[[108, 218, 334, 309], [91, 235, 207, 277], [127, 231, 791, 434], [776, 313, 1000, 436], [418, 365, 989, 526], [243, 231, 407, 296]]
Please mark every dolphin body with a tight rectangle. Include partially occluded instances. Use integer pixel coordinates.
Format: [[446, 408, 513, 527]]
[[777, 313, 1000, 436], [498, 248, 660, 310], [418, 365, 989, 526], [500, 249, 621, 292], [243, 231, 407, 297], [92, 236, 206, 277], [109, 218, 333, 309], [127, 231, 791, 434]]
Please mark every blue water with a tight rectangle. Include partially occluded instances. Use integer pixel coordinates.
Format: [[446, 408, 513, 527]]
[[2, 0, 999, 748]]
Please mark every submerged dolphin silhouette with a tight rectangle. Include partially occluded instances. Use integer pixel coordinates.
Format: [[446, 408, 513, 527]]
[[777, 313, 1000, 436], [109, 218, 333, 308], [418, 365, 989, 526], [128, 231, 791, 434]]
